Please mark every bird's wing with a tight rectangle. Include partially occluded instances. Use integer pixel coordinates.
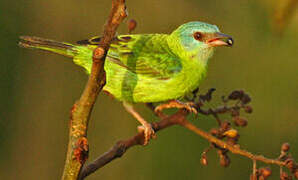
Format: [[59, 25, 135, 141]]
[[77, 34, 182, 79]]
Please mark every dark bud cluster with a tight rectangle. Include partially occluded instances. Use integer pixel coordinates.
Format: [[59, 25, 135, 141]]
[[200, 147, 213, 166], [228, 90, 251, 105], [285, 159, 298, 178], [209, 121, 239, 145], [233, 116, 248, 127], [199, 88, 216, 102], [221, 121, 239, 144], [250, 167, 272, 180], [221, 121, 231, 132], [218, 150, 231, 167], [228, 90, 244, 100], [244, 105, 253, 113], [280, 171, 292, 180], [197, 89, 253, 169], [258, 167, 272, 179], [127, 19, 137, 34], [282, 143, 291, 152], [200, 153, 208, 166], [192, 89, 296, 179], [225, 90, 252, 127], [278, 143, 298, 179]]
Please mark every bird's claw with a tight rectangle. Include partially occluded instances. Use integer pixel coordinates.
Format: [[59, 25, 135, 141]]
[[137, 123, 156, 145], [154, 100, 198, 114], [182, 102, 198, 114]]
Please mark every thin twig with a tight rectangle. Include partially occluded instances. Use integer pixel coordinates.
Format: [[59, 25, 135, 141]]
[[61, 1, 127, 179], [252, 160, 257, 180], [180, 120, 285, 166]]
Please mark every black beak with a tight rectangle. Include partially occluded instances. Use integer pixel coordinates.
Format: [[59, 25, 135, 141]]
[[207, 32, 234, 47]]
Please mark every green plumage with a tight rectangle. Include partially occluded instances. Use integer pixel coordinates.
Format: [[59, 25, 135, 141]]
[[19, 21, 232, 103]]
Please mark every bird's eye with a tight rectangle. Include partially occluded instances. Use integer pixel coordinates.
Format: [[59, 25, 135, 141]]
[[193, 32, 203, 41]]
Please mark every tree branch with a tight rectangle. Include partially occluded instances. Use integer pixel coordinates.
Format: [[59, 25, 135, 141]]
[[78, 110, 187, 180], [62, 1, 127, 179], [79, 90, 297, 179]]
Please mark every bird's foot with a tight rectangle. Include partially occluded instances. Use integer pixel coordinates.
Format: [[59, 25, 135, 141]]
[[122, 102, 157, 146], [155, 100, 198, 114], [137, 122, 156, 145]]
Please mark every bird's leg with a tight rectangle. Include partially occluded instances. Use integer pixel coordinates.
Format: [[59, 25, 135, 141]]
[[155, 100, 198, 114], [123, 102, 156, 145]]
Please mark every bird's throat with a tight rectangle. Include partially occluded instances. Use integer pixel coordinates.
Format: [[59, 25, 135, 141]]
[[196, 47, 215, 67]]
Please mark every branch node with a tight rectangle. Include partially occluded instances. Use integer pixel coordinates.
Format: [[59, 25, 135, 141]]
[[74, 137, 89, 164], [92, 47, 105, 62]]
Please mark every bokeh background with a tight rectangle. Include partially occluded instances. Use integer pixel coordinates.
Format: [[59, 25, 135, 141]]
[[1, 0, 297, 179]]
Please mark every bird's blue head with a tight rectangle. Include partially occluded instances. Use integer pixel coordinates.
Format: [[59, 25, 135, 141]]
[[168, 21, 233, 65]]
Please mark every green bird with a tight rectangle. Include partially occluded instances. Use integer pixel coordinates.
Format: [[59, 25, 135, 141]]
[[19, 21, 233, 145]]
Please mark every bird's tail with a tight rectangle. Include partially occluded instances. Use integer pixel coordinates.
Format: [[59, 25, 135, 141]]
[[19, 36, 78, 57], [19, 36, 93, 73]]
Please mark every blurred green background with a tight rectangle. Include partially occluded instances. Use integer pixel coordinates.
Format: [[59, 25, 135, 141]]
[[1, 0, 297, 179]]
